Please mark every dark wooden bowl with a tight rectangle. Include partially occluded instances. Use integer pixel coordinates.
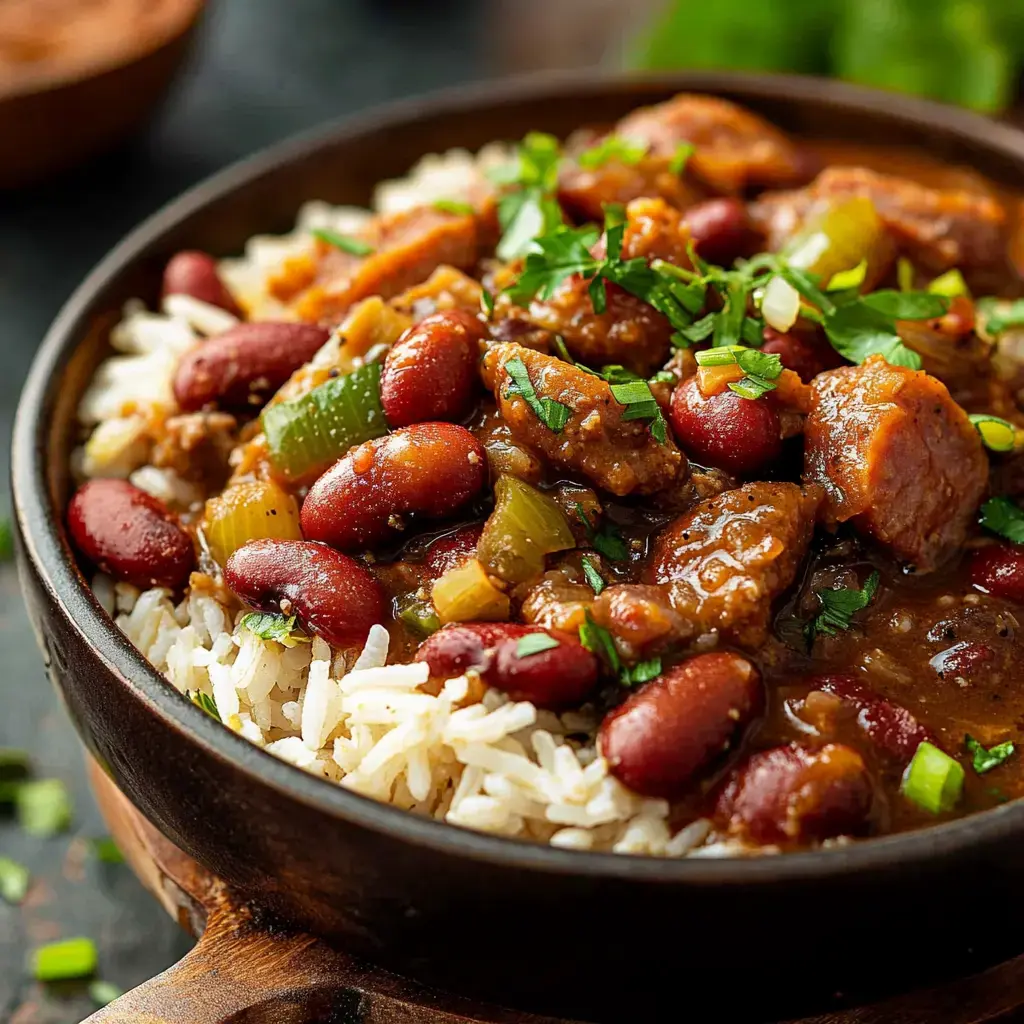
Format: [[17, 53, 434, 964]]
[[14, 72, 1024, 1023], [0, 0, 205, 189]]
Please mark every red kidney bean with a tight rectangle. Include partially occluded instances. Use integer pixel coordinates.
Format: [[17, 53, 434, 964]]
[[971, 544, 1024, 603], [173, 321, 330, 412], [599, 652, 763, 799], [381, 310, 485, 427], [929, 642, 995, 683], [812, 675, 932, 764], [422, 524, 484, 578], [669, 376, 781, 476], [682, 198, 758, 266], [761, 326, 829, 383], [67, 479, 195, 590], [715, 743, 872, 845], [225, 539, 385, 647], [302, 423, 487, 552], [414, 622, 598, 708], [162, 250, 242, 317]]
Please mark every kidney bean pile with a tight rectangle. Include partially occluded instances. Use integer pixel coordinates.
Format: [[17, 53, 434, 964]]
[[68, 92, 1024, 852]]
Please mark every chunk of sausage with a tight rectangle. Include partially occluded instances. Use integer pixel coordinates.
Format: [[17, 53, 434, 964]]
[[714, 743, 873, 845], [614, 93, 810, 194], [629, 482, 821, 648], [482, 342, 684, 497], [268, 205, 479, 325], [750, 166, 1008, 275], [600, 652, 763, 798], [522, 198, 691, 376], [804, 356, 987, 571]]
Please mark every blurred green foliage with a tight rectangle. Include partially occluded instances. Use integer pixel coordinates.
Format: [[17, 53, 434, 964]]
[[634, 0, 1024, 112]]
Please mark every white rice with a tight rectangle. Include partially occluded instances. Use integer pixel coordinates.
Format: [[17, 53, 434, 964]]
[[75, 146, 721, 857]]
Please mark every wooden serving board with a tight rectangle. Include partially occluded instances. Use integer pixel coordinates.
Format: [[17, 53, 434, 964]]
[[85, 761, 1024, 1024]]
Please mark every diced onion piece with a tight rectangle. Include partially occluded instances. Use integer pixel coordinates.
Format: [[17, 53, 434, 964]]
[[262, 362, 388, 484], [333, 297, 412, 375], [202, 480, 303, 568], [785, 196, 886, 286], [927, 268, 970, 298], [432, 559, 510, 625], [696, 363, 744, 397], [476, 475, 575, 584], [901, 741, 964, 814], [761, 275, 801, 332]]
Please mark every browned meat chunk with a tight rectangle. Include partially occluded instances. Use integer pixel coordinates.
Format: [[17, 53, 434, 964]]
[[151, 412, 239, 493], [481, 342, 684, 496], [750, 166, 1008, 274], [522, 198, 690, 376], [614, 93, 809, 194], [627, 482, 821, 649], [804, 356, 987, 571], [268, 206, 479, 325], [520, 567, 596, 634]]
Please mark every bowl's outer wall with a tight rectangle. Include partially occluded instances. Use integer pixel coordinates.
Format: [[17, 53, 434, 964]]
[[15, 74, 1024, 1020]]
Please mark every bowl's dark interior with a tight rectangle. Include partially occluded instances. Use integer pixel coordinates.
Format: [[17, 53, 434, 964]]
[[17, 72, 1024, 1021]]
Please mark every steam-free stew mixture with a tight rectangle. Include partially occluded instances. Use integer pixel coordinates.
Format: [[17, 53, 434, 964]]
[[68, 93, 1024, 853]]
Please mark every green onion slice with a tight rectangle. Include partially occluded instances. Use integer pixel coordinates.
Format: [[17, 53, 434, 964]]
[[901, 741, 965, 814], [969, 413, 1021, 453], [31, 938, 98, 981], [16, 778, 71, 837]]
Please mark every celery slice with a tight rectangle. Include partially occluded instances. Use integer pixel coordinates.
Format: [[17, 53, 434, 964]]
[[263, 362, 388, 482]]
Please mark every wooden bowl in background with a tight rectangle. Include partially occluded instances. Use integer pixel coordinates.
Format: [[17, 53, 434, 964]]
[[0, 0, 207, 189]]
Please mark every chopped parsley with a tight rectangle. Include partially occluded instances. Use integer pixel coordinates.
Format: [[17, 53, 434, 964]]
[[480, 287, 495, 319], [31, 937, 98, 982], [695, 345, 783, 400], [242, 611, 304, 644], [579, 611, 622, 676], [516, 633, 560, 658], [965, 734, 1015, 774], [979, 296, 1024, 336], [0, 857, 29, 905], [574, 503, 629, 561], [980, 496, 1024, 544], [431, 199, 475, 216], [609, 379, 668, 443], [16, 778, 72, 837], [188, 690, 221, 722], [580, 555, 605, 594], [969, 413, 1021, 453], [578, 134, 647, 170], [310, 228, 374, 256], [491, 132, 565, 261], [621, 657, 662, 687], [669, 142, 695, 175], [503, 355, 572, 433], [805, 570, 880, 647]]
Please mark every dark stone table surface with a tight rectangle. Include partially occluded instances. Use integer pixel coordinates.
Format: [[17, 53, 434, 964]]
[[0, 1, 540, 1017]]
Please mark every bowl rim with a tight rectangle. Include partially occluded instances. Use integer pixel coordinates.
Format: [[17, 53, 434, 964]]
[[15, 67, 1024, 885]]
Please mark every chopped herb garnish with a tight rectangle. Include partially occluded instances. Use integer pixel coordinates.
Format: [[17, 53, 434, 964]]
[[574, 503, 629, 561], [89, 980, 124, 1007], [31, 937, 98, 982], [965, 734, 1015, 774], [492, 132, 565, 261], [805, 570, 880, 647], [188, 690, 221, 722], [980, 496, 1024, 544], [0, 518, 12, 562], [432, 199, 475, 216], [579, 611, 622, 676], [516, 634, 560, 658], [609, 379, 668, 443], [580, 555, 605, 595], [241, 611, 302, 644], [650, 370, 676, 384], [979, 296, 1024, 336], [551, 335, 573, 362], [504, 355, 572, 433], [480, 288, 495, 319], [669, 142, 695, 176], [16, 778, 71, 837], [91, 837, 124, 864], [969, 413, 1021, 453], [505, 223, 601, 305], [621, 657, 662, 687], [0, 857, 29, 904], [695, 345, 783, 401], [310, 228, 374, 256], [578, 134, 647, 170]]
